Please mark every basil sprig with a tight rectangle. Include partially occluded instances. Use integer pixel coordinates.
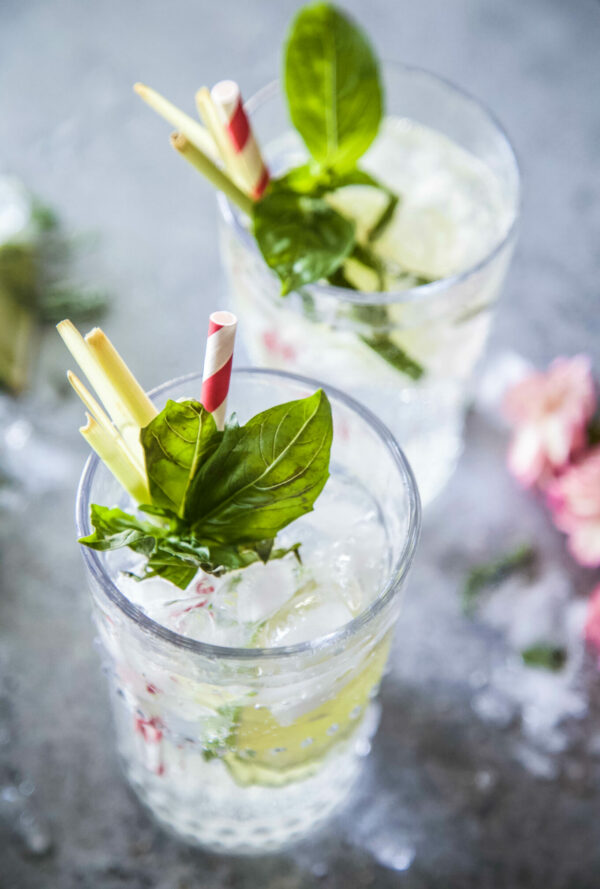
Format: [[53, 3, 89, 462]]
[[79, 390, 333, 589], [252, 3, 390, 294], [250, 2, 425, 380], [283, 2, 382, 172]]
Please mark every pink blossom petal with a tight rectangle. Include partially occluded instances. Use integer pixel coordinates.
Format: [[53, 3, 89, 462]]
[[567, 518, 600, 567], [504, 355, 597, 488], [507, 427, 547, 487]]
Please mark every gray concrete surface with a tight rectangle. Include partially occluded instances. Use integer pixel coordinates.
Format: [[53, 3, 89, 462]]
[[1, 0, 600, 886]]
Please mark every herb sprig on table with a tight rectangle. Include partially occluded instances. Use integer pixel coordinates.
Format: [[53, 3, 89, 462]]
[[0, 183, 108, 393], [80, 389, 333, 590]]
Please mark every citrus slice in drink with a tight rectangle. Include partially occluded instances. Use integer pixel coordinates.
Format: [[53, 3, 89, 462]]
[[223, 633, 391, 787]]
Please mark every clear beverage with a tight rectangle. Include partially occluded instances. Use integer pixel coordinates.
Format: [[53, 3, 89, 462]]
[[77, 369, 420, 853], [218, 65, 520, 505]]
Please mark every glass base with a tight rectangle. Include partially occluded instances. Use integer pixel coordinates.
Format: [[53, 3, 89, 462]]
[[114, 690, 381, 854]]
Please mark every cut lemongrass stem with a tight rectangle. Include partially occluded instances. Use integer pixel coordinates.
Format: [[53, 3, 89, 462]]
[[67, 370, 145, 475], [195, 87, 242, 186], [84, 328, 157, 428], [80, 413, 150, 504], [170, 133, 254, 216], [57, 320, 155, 467], [133, 83, 219, 162]]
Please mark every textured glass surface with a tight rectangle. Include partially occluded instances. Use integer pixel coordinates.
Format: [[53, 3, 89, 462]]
[[77, 370, 420, 852]]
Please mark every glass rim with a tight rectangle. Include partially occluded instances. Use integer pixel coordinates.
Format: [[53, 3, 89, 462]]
[[76, 367, 421, 661], [217, 60, 521, 307]]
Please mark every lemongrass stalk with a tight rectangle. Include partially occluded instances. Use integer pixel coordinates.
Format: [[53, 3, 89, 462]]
[[84, 328, 157, 428], [134, 83, 219, 162], [68, 370, 145, 475], [57, 320, 155, 466], [170, 133, 253, 216], [80, 413, 150, 504], [195, 87, 247, 191]]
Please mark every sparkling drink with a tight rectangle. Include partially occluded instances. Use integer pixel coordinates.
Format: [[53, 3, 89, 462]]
[[77, 369, 420, 853], [218, 65, 520, 505]]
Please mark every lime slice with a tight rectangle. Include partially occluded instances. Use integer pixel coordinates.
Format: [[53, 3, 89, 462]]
[[223, 634, 391, 787]]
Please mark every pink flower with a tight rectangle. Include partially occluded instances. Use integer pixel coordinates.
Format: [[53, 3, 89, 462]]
[[547, 448, 600, 566], [503, 356, 596, 487], [584, 585, 600, 660]]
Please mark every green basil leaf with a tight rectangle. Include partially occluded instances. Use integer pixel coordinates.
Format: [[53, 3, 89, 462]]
[[79, 504, 163, 555], [272, 164, 382, 197], [327, 168, 382, 191], [146, 538, 302, 584], [270, 164, 324, 196], [141, 399, 222, 515], [186, 389, 333, 544], [360, 334, 425, 380], [253, 190, 355, 294], [138, 503, 178, 520], [141, 552, 200, 589], [283, 2, 382, 172], [367, 192, 399, 243]]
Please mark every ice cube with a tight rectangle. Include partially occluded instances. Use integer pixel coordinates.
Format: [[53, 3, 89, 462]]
[[259, 593, 354, 647], [235, 557, 299, 625]]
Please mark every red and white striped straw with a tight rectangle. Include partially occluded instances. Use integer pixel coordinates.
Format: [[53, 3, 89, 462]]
[[201, 311, 237, 430], [210, 80, 270, 200]]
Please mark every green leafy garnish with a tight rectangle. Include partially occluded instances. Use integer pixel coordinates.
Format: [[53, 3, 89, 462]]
[[252, 1, 387, 296], [246, 2, 426, 379], [0, 190, 108, 394], [80, 390, 332, 589], [184, 389, 333, 542], [253, 190, 355, 295], [360, 334, 424, 380], [462, 543, 537, 615], [521, 644, 567, 672], [283, 2, 382, 172], [140, 399, 222, 514]]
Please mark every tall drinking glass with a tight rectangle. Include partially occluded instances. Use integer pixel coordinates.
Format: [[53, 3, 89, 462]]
[[218, 64, 520, 505], [76, 369, 420, 853]]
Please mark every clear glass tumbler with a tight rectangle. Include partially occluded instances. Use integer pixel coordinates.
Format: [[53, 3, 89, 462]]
[[76, 368, 420, 854], [218, 64, 520, 505]]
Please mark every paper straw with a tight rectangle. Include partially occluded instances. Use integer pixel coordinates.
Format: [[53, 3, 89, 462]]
[[210, 80, 270, 199], [201, 311, 237, 430]]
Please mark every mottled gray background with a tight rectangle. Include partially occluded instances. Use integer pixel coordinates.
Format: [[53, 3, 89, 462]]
[[1, 0, 600, 886]]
